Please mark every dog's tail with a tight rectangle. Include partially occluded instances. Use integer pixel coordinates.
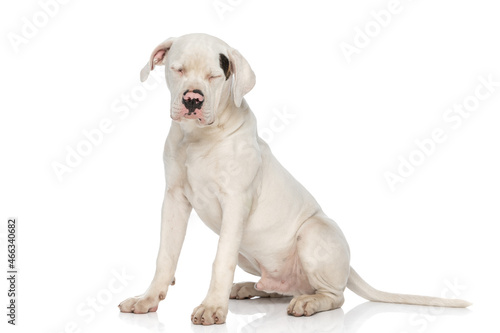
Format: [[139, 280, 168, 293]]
[[346, 266, 471, 308]]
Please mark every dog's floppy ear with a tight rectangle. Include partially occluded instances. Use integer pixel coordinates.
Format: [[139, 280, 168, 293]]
[[140, 37, 176, 82], [227, 48, 256, 107]]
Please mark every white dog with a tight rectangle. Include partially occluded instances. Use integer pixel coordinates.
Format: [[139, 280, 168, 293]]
[[119, 33, 470, 325]]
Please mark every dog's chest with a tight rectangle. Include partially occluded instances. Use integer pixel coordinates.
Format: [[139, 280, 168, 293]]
[[180, 143, 228, 231], [171, 137, 258, 234]]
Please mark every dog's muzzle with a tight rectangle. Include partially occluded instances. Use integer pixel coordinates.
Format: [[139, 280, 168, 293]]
[[182, 90, 204, 115]]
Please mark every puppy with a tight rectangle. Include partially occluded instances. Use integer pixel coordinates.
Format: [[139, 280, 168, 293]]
[[119, 33, 470, 325]]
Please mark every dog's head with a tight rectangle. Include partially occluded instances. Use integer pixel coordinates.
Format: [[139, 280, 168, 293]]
[[140, 33, 256, 127]]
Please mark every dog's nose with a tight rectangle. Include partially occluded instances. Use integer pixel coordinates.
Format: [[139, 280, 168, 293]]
[[182, 90, 204, 115]]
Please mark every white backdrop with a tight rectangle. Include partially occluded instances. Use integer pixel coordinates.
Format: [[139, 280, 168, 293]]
[[1, 0, 499, 332]]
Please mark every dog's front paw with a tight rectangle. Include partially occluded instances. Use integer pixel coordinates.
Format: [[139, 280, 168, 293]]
[[118, 292, 166, 314], [191, 303, 227, 325]]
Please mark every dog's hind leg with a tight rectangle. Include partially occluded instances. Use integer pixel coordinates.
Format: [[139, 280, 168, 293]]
[[230, 282, 283, 299], [287, 213, 350, 316], [231, 254, 283, 299]]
